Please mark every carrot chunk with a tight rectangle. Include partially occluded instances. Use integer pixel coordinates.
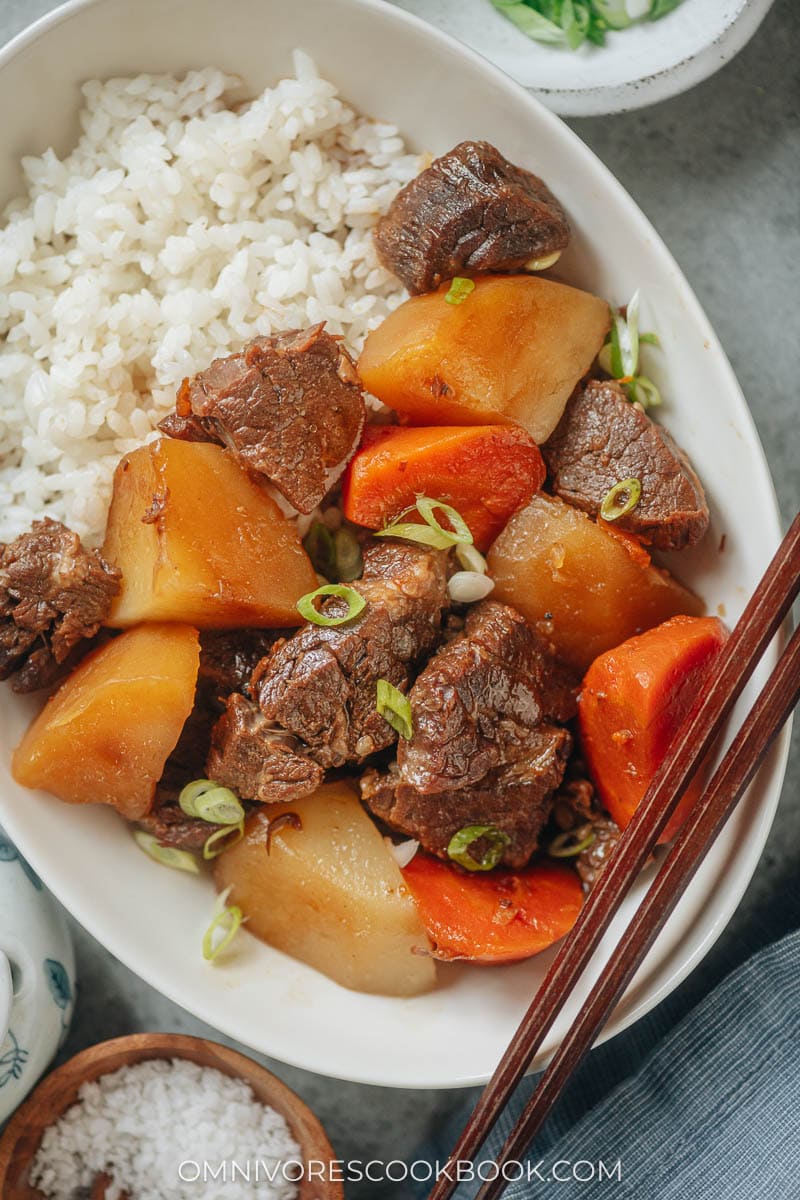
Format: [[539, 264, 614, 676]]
[[579, 615, 729, 843], [342, 424, 545, 551], [402, 853, 583, 963]]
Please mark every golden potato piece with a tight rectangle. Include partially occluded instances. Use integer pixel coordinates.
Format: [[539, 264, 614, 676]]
[[103, 438, 317, 629], [12, 623, 200, 820], [358, 275, 610, 443], [487, 493, 703, 671], [215, 782, 436, 996]]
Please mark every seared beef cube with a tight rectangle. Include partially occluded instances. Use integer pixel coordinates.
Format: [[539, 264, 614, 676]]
[[159, 324, 365, 514], [360, 600, 577, 869], [136, 802, 216, 854], [363, 723, 571, 869], [252, 540, 448, 769], [400, 600, 577, 795], [198, 628, 286, 708], [206, 693, 325, 805], [374, 141, 570, 294], [542, 380, 710, 551], [0, 518, 120, 693]]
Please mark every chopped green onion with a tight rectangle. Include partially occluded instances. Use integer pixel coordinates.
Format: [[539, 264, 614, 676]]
[[601, 293, 662, 408], [525, 250, 562, 272], [202, 820, 245, 861], [591, 0, 634, 29], [178, 778, 216, 816], [377, 495, 474, 551], [296, 583, 366, 627], [303, 521, 337, 579], [455, 542, 488, 574], [492, 0, 683, 49], [134, 830, 199, 874], [376, 678, 413, 740], [626, 375, 662, 409], [491, 0, 569, 43], [179, 779, 244, 825], [416, 497, 474, 545], [548, 825, 596, 858], [600, 477, 642, 522], [445, 277, 476, 305], [202, 902, 243, 962], [447, 824, 511, 871], [334, 526, 363, 582]]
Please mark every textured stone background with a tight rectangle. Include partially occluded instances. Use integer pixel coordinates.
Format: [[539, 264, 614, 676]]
[[0, 0, 797, 1193]]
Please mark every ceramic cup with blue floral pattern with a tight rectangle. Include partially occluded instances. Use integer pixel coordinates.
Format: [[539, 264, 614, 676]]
[[0, 827, 75, 1126]]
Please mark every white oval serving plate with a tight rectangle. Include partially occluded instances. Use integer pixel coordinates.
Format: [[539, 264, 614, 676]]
[[0, 0, 789, 1088], [389, 0, 777, 116]]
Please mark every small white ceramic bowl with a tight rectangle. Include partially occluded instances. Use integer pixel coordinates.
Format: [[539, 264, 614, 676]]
[[0, 830, 75, 1126], [389, 0, 777, 116], [0, 0, 789, 1089]]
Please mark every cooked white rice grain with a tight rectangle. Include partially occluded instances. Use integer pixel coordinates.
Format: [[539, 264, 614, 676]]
[[0, 51, 419, 544]]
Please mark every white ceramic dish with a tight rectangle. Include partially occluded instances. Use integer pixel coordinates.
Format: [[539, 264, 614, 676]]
[[389, 0, 776, 116], [0, 0, 789, 1089]]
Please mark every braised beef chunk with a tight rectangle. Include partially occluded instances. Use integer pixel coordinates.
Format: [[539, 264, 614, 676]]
[[400, 600, 577, 795], [374, 141, 570, 295], [159, 324, 365, 514], [542, 380, 710, 551], [0, 518, 120, 693], [251, 540, 449, 769], [136, 802, 215, 853], [361, 600, 577, 868], [206, 693, 325, 805], [198, 628, 286, 707], [551, 771, 621, 890], [363, 723, 571, 870]]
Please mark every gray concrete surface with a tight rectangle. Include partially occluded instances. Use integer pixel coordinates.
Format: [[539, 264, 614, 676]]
[[0, 0, 797, 1193]]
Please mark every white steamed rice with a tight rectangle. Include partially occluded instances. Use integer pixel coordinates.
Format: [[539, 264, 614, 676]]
[[0, 50, 419, 545]]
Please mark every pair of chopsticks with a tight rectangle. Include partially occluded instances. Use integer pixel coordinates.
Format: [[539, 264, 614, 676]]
[[429, 512, 800, 1200]]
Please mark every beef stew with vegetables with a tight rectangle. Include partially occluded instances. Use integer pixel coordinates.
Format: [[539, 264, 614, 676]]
[[6, 136, 723, 997]]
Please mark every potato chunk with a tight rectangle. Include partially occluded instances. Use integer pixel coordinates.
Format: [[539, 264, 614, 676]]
[[358, 275, 610, 443], [487, 494, 703, 671], [103, 438, 317, 629], [215, 783, 436, 996], [12, 623, 199, 820]]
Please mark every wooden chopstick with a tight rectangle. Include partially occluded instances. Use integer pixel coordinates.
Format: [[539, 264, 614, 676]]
[[473, 619, 800, 1200], [428, 512, 800, 1200]]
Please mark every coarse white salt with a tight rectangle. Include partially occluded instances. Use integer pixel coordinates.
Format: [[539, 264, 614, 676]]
[[30, 1057, 302, 1200]]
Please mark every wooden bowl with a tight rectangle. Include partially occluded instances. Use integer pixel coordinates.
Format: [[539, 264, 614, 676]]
[[0, 1033, 344, 1199]]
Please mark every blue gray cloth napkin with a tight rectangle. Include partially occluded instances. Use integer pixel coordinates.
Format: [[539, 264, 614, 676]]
[[412, 921, 800, 1198]]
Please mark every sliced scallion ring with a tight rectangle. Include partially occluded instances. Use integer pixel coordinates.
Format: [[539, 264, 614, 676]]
[[179, 779, 244, 826], [134, 830, 199, 874], [548, 826, 596, 858], [600, 477, 642, 522], [626, 375, 662, 409], [416, 497, 473, 546], [455, 542, 488, 574], [524, 250, 562, 272], [296, 583, 366, 627], [444, 276, 475, 305], [202, 903, 243, 962], [376, 678, 413, 740], [377, 495, 474, 550], [447, 824, 511, 872], [202, 820, 245, 861]]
